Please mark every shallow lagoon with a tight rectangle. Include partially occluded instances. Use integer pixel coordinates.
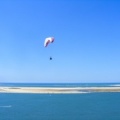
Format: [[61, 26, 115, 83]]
[[0, 92, 120, 120]]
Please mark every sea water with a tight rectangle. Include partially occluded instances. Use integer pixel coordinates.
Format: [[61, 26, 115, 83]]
[[0, 82, 120, 87], [0, 83, 120, 120]]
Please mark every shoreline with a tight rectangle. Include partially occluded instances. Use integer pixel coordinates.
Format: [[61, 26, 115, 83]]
[[0, 87, 120, 94]]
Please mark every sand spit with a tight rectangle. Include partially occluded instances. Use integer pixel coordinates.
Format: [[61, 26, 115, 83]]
[[0, 87, 120, 94]]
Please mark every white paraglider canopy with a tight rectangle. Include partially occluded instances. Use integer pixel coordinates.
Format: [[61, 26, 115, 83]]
[[44, 37, 54, 47]]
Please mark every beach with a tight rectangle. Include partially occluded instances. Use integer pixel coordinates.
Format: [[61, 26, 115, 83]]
[[0, 86, 120, 93]]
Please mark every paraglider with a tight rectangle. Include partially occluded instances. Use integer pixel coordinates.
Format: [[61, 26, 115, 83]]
[[49, 57, 52, 60], [44, 37, 55, 60]]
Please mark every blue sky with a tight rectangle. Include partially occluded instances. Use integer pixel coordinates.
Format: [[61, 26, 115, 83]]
[[0, 0, 120, 83]]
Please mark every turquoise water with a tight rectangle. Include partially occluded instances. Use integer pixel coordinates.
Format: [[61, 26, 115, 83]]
[[0, 82, 120, 87], [0, 83, 120, 120]]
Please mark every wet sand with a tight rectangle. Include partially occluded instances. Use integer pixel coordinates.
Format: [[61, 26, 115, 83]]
[[0, 87, 120, 94]]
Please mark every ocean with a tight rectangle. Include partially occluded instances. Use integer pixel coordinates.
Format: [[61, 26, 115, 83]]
[[0, 83, 120, 120]]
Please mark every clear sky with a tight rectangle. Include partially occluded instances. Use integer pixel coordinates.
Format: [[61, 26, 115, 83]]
[[0, 0, 120, 83]]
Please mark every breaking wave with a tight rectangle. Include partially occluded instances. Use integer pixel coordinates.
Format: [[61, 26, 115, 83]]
[[0, 105, 12, 108]]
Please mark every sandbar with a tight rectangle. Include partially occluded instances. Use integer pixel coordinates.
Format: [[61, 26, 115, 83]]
[[0, 87, 120, 94]]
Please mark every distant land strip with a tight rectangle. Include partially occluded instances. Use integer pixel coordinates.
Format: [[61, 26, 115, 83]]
[[0, 87, 120, 94]]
